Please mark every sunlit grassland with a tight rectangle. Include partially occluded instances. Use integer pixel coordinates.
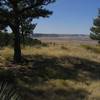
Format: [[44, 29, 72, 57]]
[[0, 42, 100, 100], [0, 42, 99, 62]]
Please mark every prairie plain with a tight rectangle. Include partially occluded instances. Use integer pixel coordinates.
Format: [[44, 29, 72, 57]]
[[0, 36, 100, 100]]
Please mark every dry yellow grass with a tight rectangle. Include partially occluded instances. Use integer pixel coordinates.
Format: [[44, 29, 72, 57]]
[[0, 42, 99, 62], [0, 42, 100, 100], [21, 43, 100, 63]]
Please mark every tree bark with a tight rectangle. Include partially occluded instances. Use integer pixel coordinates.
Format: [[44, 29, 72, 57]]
[[13, 27, 22, 63], [21, 28, 25, 48]]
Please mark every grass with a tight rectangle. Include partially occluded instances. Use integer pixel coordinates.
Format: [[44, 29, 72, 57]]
[[81, 44, 100, 54], [0, 42, 100, 100]]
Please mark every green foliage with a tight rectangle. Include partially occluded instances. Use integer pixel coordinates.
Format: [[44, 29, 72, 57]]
[[0, 32, 47, 47], [0, 0, 55, 31], [90, 33, 100, 44], [0, 0, 55, 63], [0, 81, 21, 100], [0, 70, 21, 100], [0, 32, 13, 47], [90, 9, 100, 43], [21, 38, 40, 46]]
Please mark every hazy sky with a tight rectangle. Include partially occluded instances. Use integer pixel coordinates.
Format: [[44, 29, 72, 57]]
[[34, 0, 100, 34]]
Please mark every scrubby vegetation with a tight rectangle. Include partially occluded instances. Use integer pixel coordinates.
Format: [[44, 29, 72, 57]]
[[81, 44, 100, 54], [0, 42, 100, 100], [0, 32, 48, 47]]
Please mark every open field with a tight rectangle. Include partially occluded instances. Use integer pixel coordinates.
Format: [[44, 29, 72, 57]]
[[35, 35, 97, 45], [0, 37, 100, 100]]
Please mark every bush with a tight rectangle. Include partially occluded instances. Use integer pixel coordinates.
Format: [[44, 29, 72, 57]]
[[61, 46, 68, 50], [81, 45, 100, 53], [0, 32, 48, 47]]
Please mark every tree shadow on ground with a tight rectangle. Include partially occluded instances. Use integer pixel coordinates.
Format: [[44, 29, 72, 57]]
[[20, 85, 89, 100], [18, 54, 100, 84], [1, 54, 100, 100]]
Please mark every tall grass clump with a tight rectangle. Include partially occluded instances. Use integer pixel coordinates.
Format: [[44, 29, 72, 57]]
[[0, 70, 21, 100], [81, 45, 100, 53]]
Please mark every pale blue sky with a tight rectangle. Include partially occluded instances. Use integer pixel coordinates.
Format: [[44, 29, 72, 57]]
[[34, 0, 100, 34]]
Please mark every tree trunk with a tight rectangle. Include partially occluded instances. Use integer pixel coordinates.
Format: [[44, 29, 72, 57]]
[[13, 28, 22, 63], [22, 29, 25, 48]]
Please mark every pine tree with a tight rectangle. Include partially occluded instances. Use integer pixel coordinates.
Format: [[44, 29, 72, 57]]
[[0, 0, 55, 63], [20, 17, 37, 47], [90, 9, 100, 44]]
